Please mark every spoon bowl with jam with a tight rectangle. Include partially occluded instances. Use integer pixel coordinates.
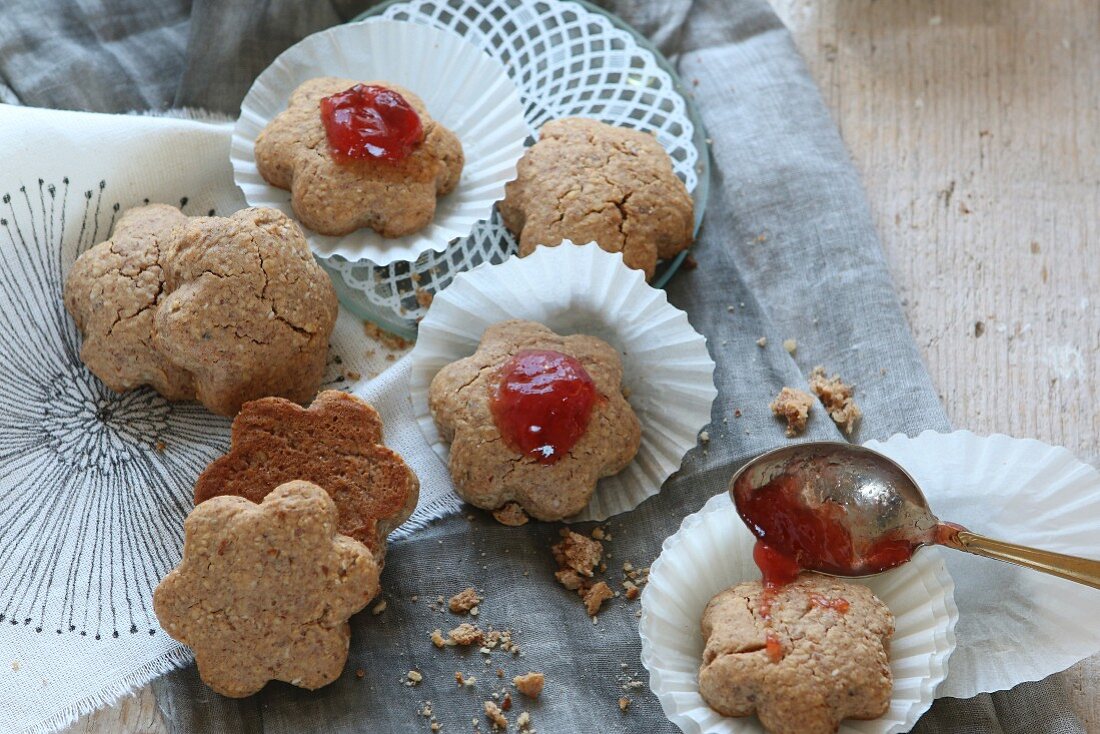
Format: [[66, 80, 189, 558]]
[[730, 442, 1100, 589]]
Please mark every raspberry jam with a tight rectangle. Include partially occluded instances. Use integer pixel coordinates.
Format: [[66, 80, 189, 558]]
[[737, 474, 917, 578], [319, 84, 424, 162], [489, 350, 599, 464]]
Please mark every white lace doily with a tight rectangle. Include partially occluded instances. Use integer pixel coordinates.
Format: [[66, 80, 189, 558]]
[[323, 0, 709, 339]]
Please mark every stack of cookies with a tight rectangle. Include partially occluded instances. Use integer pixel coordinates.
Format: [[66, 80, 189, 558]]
[[154, 391, 418, 697]]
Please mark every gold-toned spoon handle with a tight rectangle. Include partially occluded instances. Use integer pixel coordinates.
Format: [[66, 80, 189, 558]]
[[942, 530, 1100, 590]]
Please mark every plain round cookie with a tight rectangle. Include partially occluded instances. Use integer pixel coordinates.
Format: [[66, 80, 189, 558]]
[[699, 574, 895, 734], [428, 319, 641, 521], [255, 77, 464, 237], [499, 117, 693, 280]]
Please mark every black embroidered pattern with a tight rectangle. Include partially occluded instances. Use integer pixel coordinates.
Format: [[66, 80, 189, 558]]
[[0, 179, 349, 639]]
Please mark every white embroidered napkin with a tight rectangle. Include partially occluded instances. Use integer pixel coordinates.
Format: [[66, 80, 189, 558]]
[[0, 103, 456, 734]]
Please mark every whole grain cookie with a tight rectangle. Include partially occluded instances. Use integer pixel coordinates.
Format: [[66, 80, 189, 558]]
[[62, 204, 195, 400], [65, 205, 338, 417], [699, 574, 894, 734], [429, 320, 640, 521], [193, 390, 418, 562], [499, 117, 693, 280], [153, 481, 379, 697], [255, 77, 464, 237]]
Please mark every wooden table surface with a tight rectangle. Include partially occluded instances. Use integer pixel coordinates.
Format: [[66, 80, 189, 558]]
[[66, 0, 1099, 731]]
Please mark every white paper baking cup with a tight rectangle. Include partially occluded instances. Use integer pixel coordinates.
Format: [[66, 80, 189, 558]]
[[231, 18, 528, 265], [865, 430, 1100, 698], [409, 242, 717, 522], [640, 492, 957, 734]]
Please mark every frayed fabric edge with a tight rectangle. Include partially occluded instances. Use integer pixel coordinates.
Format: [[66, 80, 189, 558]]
[[20, 645, 193, 734]]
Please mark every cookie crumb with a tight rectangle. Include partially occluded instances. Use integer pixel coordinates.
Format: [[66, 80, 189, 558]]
[[154, 440, 167, 452], [345, 370, 362, 381], [513, 672, 544, 698], [808, 366, 862, 435], [517, 711, 532, 730], [698, 430, 710, 444], [783, 338, 797, 354], [371, 599, 387, 615], [484, 701, 508, 730], [756, 337, 767, 347], [492, 502, 529, 527], [431, 629, 449, 648], [449, 623, 484, 646], [449, 587, 483, 614], [770, 387, 814, 437], [552, 529, 603, 577], [363, 321, 411, 351], [583, 581, 614, 616], [619, 697, 630, 712], [355, 668, 365, 679], [407, 670, 423, 685]]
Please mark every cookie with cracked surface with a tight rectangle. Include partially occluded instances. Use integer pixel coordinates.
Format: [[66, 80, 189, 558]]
[[64, 205, 338, 416], [499, 117, 693, 280], [63, 204, 195, 400], [154, 207, 338, 415], [153, 481, 379, 697], [193, 390, 418, 562], [699, 574, 894, 734], [255, 77, 464, 237], [429, 320, 640, 521]]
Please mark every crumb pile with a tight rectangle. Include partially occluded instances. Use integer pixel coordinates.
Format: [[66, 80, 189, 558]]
[[769, 365, 862, 437]]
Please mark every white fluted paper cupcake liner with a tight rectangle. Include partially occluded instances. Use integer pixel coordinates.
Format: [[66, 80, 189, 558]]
[[409, 242, 717, 522], [640, 492, 957, 734], [865, 429, 1100, 698], [232, 18, 528, 265]]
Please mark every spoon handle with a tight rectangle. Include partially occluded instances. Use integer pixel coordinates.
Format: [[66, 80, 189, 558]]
[[946, 531, 1100, 590]]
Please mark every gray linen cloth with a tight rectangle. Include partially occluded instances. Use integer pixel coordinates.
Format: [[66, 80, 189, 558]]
[[1, 0, 1085, 731]]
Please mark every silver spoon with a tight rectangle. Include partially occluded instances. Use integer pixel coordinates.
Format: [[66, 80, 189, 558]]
[[729, 441, 1100, 589]]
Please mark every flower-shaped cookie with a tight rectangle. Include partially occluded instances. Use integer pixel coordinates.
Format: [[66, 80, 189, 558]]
[[255, 77, 464, 237], [429, 320, 641, 522], [499, 117, 693, 280], [153, 481, 379, 697], [699, 575, 895, 734], [65, 205, 339, 417], [194, 390, 419, 563]]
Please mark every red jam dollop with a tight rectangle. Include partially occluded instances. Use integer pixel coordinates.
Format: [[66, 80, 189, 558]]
[[319, 84, 424, 162], [489, 349, 599, 465]]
